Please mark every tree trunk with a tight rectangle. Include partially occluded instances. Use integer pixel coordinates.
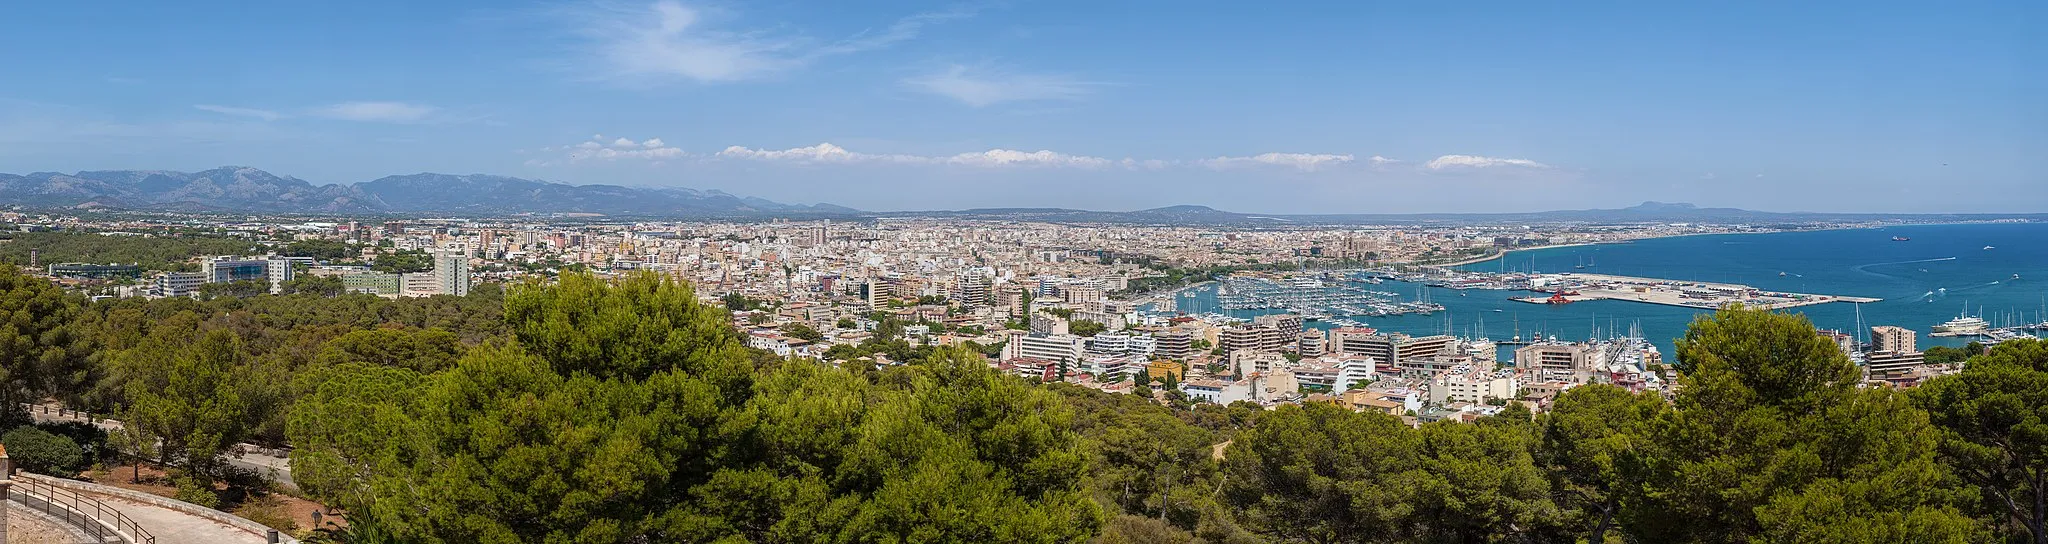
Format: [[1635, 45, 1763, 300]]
[[2034, 468, 2045, 544], [1159, 465, 1174, 521], [1590, 499, 1617, 544]]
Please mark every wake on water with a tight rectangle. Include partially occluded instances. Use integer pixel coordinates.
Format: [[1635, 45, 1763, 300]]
[[1852, 256, 1959, 280]]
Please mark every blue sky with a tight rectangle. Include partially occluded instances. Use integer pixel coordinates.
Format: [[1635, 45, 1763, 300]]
[[1, 1, 2041, 213]]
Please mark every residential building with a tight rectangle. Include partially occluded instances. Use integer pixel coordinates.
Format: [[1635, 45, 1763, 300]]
[[1516, 343, 1594, 372], [1153, 330, 1196, 360], [435, 251, 471, 297], [1870, 325, 1916, 354], [1005, 333, 1087, 365]]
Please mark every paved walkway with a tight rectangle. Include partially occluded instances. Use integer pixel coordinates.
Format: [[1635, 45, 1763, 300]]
[[88, 494, 268, 544]]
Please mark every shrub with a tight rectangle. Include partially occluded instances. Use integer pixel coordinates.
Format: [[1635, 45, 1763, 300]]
[[1, 426, 84, 475], [174, 476, 222, 509]]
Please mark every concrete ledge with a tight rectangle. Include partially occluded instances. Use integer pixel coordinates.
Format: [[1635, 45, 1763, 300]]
[[17, 473, 298, 544]]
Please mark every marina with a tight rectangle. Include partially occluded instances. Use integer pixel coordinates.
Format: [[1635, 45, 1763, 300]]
[[1210, 273, 1446, 318]]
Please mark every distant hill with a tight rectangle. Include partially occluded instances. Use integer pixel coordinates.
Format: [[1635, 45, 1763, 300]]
[[4, 168, 2041, 224], [0, 167, 855, 217]]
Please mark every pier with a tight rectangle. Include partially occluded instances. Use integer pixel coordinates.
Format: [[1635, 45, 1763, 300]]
[[1507, 272, 1881, 311]]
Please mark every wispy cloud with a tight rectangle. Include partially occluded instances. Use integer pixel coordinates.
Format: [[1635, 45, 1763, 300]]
[[904, 65, 1097, 107], [816, 7, 977, 56], [1199, 152, 1355, 172], [570, 1, 973, 85], [194, 104, 284, 122], [1425, 154, 1550, 170], [310, 102, 438, 123]]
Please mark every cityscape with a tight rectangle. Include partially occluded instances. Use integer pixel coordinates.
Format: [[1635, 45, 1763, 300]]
[[12, 207, 2040, 415], [1, 1, 2043, 543]]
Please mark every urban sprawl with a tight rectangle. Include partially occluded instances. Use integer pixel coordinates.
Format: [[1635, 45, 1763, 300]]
[[7, 211, 1986, 423]]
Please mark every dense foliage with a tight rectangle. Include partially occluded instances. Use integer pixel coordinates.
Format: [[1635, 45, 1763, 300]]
[[5, 262, 2048, 543], [370, 249, 434, 274], [0, 231, 260, 272]]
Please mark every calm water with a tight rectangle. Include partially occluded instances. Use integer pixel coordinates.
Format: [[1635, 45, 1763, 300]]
[[1170, 223, 2048, 359]]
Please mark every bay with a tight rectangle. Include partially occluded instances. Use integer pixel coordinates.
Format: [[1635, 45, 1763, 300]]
[[1169, 222, 2048, 361]]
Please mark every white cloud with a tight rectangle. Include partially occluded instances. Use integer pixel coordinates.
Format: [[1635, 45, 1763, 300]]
[[193, 104, 283, 122], [943, 149, 1114, 168], [529, 135, 689, 166], [904, 65, 1097, 107], [526, 138, 1534, 175], [573, 1, 971, 84], [716, 142, 1117, 168], [1425, 154, 1550, 170], [311, 102, 437, 123], [717, 142, 914, 163], [1199, 152, 1355, 172]]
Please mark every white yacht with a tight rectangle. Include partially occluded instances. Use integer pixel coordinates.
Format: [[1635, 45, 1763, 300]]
[[1932, 315, 1990, 334]]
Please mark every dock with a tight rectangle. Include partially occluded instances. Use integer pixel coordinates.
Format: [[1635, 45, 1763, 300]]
[[1511, 272, 1881, 311]]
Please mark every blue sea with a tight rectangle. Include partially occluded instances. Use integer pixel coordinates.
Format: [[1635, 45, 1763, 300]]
[[1168, 223, 2048, 360]]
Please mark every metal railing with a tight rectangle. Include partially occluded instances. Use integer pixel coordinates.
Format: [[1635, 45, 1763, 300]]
[[6, 476, 155, 544]]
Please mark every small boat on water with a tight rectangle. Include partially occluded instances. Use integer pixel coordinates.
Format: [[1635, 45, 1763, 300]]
[[1892, 236, 1911, 242], [1984, 245, 1996, 250]]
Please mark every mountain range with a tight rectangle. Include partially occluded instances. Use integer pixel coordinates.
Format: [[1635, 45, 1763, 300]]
[[0, 167, 856, 217], [3, 167, 2041, 225]]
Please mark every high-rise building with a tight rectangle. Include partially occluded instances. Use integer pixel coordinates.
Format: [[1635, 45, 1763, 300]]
[[1299, 329, 1327, 357], [997, 285, 1028, 316], [434, 252, 471, 297], [1153, 331, 1195, 360], [1062, 285, 1106, 313], [1220, 325, 1288, 354], [1330, 327, 1381, 355], [1866, 325, 1925, 379], [864, 278, 888, 310], [1869, 326, 1916, 354], [956, 271, 992, 307]]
